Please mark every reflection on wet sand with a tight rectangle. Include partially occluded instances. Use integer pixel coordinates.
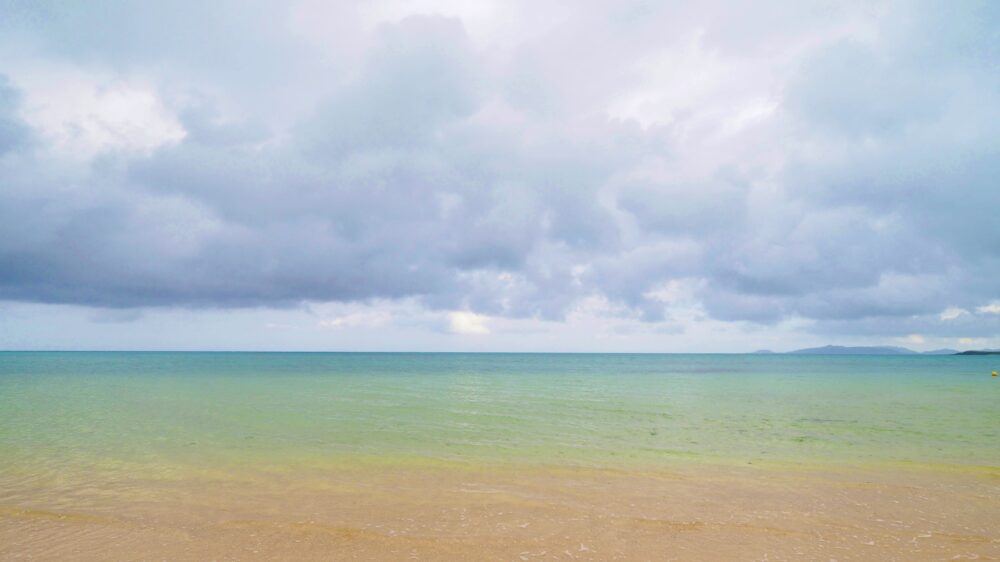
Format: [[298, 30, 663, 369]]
[[3, 462, 998, 561]]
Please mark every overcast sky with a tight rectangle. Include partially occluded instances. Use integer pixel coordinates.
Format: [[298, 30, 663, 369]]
[[0, 0, 998, 352]]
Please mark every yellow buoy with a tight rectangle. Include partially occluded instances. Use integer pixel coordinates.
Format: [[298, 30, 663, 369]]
[[993, 371, 998, 377]]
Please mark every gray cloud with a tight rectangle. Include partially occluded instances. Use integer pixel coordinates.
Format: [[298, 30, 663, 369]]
[[0, 1, 998, 344], [0, 76, 29, 155]]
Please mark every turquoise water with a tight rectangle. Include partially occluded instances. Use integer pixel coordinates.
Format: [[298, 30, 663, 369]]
[[1, 352, 998, 477]]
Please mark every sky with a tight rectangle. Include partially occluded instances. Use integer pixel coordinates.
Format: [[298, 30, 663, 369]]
[[0, 0, 998, 352]]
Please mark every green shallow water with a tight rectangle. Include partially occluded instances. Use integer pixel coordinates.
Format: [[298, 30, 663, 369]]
[[1, 352, 999, 478]]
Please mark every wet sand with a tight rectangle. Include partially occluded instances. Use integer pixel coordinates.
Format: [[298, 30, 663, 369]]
[[2, 462, 999, 561]]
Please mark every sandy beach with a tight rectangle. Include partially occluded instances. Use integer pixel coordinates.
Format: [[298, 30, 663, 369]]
[[3, 461, 998, 561]]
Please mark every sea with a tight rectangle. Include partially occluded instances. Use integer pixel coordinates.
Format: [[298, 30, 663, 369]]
[[2, 352, 998, 478]]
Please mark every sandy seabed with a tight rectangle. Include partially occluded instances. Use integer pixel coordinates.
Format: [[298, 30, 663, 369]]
[[1, 462, 999, 561]]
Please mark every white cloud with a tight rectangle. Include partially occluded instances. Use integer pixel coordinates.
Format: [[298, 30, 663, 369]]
[[607, 30, 777, 134], [939, 306, 969, 320], [318, 311, 392, 329], [10, 64, 185, 158], [959, 337, 988, 347], [976, 302, 1000, 315], [447, 311, 490, 335], [644, 278, 705, 305]]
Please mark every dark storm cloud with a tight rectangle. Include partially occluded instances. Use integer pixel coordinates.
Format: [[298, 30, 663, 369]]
[[0, 0, 998, 341]]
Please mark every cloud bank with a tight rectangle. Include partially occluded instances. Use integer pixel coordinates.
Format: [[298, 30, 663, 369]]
[[0, 0, 998, 349]]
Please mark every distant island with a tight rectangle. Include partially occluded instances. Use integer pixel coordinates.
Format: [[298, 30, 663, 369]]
[[791, 345, 912, 355], [754, 345, 993, 355]]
